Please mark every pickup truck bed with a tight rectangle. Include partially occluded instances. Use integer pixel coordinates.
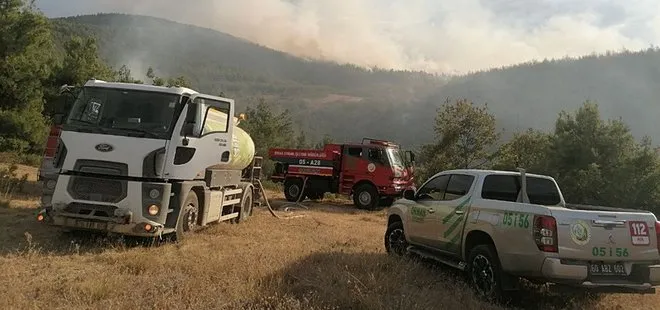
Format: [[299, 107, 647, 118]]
[[385, 168, 660, 300]]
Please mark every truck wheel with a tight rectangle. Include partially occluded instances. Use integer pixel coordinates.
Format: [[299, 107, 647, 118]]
[[284, 179, 304, 202], [466, 244, 504, 301], [234, 188, 253, 224], [353, 184, 378, 210], [384, 220, 408, 256], [175, 191, 200, 241]]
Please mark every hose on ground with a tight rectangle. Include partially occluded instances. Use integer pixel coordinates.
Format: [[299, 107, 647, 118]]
[[279, 176, 310, 212], [255, 178, 307, 220]]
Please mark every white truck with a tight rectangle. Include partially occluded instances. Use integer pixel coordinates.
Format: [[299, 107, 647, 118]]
[[385, 168, 660, 300], [37, 79, 263, 240]]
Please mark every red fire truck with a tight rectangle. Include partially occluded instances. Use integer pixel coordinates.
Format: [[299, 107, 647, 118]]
[[268, 138, 415, 210]]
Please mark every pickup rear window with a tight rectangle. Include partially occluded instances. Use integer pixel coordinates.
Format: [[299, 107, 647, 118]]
[[481, 175, 561, 205]]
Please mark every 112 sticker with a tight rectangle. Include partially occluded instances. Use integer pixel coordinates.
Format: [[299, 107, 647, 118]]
[[629, 221, 650, 246]]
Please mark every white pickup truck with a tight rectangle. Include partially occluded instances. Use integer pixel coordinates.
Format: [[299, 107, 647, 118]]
[[384, 168, 660, 300]]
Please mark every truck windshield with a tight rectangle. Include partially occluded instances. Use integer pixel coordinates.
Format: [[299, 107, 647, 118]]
[[65, 86, 183, 139], [386, 147, 405, 168]]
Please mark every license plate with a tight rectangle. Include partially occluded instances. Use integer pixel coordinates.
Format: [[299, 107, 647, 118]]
[[589, 263, 626, 276], [74, 219, 107, 230]]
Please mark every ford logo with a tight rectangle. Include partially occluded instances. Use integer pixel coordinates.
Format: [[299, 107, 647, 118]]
[[95, 143, 114, 152]]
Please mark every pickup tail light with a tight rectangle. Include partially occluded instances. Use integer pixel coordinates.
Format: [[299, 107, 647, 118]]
[[655, 221, 660, 254], [533, 215, 558, 253]]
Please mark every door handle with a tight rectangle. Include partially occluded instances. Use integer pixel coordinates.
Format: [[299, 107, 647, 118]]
[[592, 220, 625, 227], [427, 208, 435, 214], [455, 210, 465, 215]]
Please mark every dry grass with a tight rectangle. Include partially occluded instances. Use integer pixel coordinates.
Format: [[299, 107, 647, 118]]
[[0, 166, 658, 309]]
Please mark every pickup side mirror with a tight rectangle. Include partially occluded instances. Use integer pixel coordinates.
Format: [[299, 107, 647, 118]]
[[53, 113, 65, 125], [403, 189, 416, 200]]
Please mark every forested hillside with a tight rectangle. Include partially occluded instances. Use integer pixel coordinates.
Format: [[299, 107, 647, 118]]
[[49, 13, 446, 145], [49, 14, 660, 147], [419, 49, 660, 142]]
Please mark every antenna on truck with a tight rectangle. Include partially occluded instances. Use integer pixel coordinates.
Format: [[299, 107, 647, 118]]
[[517, 167, 530, 203]]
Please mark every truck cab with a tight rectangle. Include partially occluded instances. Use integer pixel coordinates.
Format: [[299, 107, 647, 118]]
[[269, 138, 415, 209], [37, 80, 262, 240]]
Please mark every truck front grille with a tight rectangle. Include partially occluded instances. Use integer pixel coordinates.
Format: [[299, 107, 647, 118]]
[[64, 202, 118, 218], [67, 176, 127, 203]]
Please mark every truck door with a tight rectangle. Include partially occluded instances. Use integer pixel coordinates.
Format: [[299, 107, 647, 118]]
[[339, 146, 366, 193], [163, 94, 235, 180], [406, 174, 449, 247], [425, 173, 476, 253]]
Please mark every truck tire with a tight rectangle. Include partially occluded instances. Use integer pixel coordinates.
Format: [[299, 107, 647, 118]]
[[233, 188, 253, 224], [284, 179, 304, 202], [466, 244, 504, 301], [175, 191, 200, 241], [353, 184, 379, 210], [384, 220, 408, 256]]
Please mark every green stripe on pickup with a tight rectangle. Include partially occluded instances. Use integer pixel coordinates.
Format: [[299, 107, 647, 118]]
[[443, 217, 463, 238]]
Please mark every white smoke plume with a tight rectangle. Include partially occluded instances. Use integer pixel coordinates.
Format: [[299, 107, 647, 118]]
[[36, 0, 660, 74]]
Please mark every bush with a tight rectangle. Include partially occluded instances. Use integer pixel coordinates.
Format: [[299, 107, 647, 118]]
[[0, 163, 29, 200]]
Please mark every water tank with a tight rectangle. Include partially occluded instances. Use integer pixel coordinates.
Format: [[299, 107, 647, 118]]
[[203, 109, 256, 171]]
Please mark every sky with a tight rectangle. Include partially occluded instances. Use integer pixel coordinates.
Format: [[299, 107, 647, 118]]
[[35, 0, 660, 74]]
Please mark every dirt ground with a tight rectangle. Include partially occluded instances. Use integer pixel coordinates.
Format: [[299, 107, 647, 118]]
[[0, 166, 657, 310]]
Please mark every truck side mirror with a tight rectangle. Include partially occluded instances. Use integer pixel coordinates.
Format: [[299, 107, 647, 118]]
[[403, 189, 416, 200], [182, 122, 195, 137]]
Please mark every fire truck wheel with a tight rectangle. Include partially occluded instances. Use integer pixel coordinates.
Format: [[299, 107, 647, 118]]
[[284, 179, 304, 202], [353, 184, 379, 210]]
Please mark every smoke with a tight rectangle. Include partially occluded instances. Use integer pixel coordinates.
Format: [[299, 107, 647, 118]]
[[37, 0, 660, 74]]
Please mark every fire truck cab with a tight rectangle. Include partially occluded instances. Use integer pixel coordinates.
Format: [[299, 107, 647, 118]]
[[269, 138, 415, 210]]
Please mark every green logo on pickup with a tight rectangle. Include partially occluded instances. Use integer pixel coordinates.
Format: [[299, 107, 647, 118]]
[[410, 206, 426, 222], [570, 220, 591, 245]]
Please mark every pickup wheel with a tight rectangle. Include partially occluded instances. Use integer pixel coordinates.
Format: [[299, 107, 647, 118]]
[[384, 221, 408, 256], [175, 191, 200, 241], [466, 244, 504, 301], [353, 184, 379, 210], [284, 179, 304, 202]]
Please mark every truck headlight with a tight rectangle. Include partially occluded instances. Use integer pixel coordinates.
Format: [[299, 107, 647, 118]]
[[148, 204, 160, 216]]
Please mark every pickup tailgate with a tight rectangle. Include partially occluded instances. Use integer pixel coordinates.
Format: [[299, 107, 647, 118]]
[[550, 206, 659, 263]]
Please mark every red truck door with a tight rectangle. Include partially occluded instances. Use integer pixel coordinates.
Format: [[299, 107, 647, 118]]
[[340, 146, 364, 193], [340, 145, 389, 194]]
